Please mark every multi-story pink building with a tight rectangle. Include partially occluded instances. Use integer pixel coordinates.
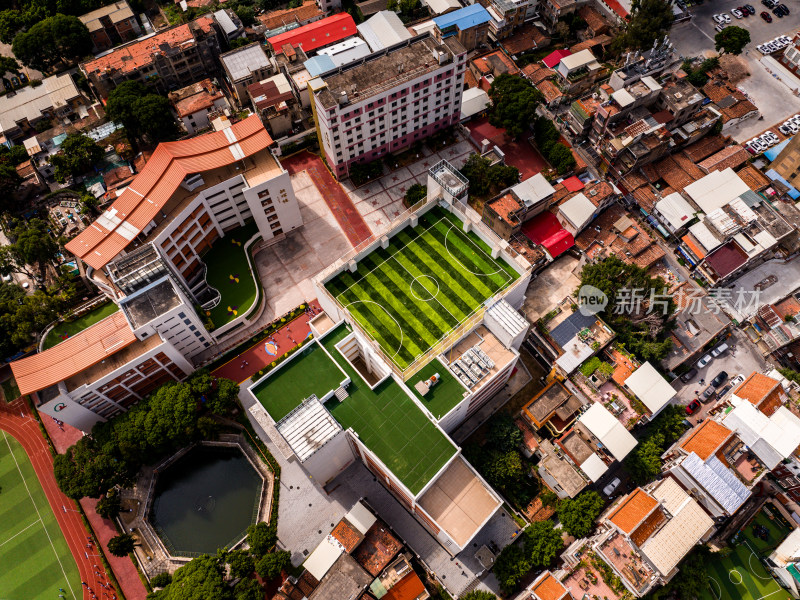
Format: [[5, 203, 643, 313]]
[[309, 34, 466, 180]]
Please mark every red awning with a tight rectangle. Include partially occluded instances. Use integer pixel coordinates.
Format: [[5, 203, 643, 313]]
[[542, 49, 571, 68], [521, 211, 575, 258]]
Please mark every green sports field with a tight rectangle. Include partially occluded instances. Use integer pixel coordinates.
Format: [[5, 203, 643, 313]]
[[325, 207, 520, 369], [43, 301, 119, 349], [701, 509, 792, 600], [0, 431, 81, 600]]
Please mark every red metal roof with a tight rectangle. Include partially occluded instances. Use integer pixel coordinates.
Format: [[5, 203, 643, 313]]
[[542, 49, 571, 68], [521, 211, 575, 258], [704, 240, 748, 279], [562, 175, 584, 192], [267, 13, 356, 54], [11, 312, 136, 395], [65, 116, 273, 270]]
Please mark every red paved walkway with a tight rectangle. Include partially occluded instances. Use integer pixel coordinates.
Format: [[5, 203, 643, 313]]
[[467, 116, 547, 181], [280, 150, 372, 247], [0, 398, 122, 600], [212, 299, 322, 383]]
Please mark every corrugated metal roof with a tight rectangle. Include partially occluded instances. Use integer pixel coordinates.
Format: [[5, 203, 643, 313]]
[[550, 311, 596, 348], [433, 4, 492, 31], [277, 397, 341, 461], [267, 13, 356, 54], [11, 312, 136, 395], [357, 11, 412, 52], [65, 116, 272, 270], [679, 452, 750, 514], [486, 298, 527, 339]]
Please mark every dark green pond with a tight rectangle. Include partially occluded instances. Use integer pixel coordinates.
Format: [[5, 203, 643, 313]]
[[150, 446, 262, 556]]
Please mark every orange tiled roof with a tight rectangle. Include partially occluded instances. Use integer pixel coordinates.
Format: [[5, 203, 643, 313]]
[[698, 145, 750, 173], [607, 488, 658, 534], [501, 22, 549, 55], [65, 116, 273, 270], [737, 164, 770, 192], [472, 50, 519, 77], [683, 135, 726, 163], [11, 312, 136, 395], [531, 572, 570, 600], [578, 5, 609, 33], [258, 0, 322, 30], [734, 373, 781, 411], [331, 519, 363, 552], [464, 68, 479, 89], [169, 78, 224, 118], [539, 80, 563, 104], [630, 508, 666, 546], [487, 192, 522, 225], [523, 63, 554, 85], [679, 419, 733, 460], [382, 572, 427, 600]]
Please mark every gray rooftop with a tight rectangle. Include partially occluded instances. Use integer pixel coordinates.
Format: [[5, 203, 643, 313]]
[[121, 278, 182, 328], [678, 452, 751, 514], [549, 311, 597, 348], [221, 43, 271, 82], [315, 34, 464, 109], [309, 554, 371, 600]]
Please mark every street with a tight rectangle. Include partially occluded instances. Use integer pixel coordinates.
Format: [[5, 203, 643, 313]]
[[669, 1, 800, 141]]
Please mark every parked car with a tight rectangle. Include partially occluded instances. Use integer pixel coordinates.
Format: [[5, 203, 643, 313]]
[[711, 343, 729, 357], [603, 477, 621, 497], [765, 131, 780, 143], [696, 354, 713, 369], [702, 385, 717, 401], [711, 371, 729, 388], [1, 78, 10, 91], [732, 7, 744, 17], [761, 10, 773, 20], [730, 373, 745, 388], [10, 76, 19, 87], [779, 4, 789, 14], [773, 6, 784, 16], [686, 399, 702, 415], [17, 72, 26, 84], [780, 124, 793, 135], [716, 383, 733, 399], [745, 4, 756, 13], [713, 13, 725, 22], [681, 368, 698, 383]]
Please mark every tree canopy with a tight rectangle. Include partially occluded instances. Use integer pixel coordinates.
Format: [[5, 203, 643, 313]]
[[107, 533, 134, 557], [461, 592, 497, 600], [12, 14, 91, 71], [148, 555, 231, 600], [715, 26, 751, 55], [579, 256, 675, 361], [51, 133, 103, 183], [533, 117, 576, 175], [612, 0, 673, 53], [106, 81, 179, 145], [246, 522, 276, 557], [557, 491, 604, 538], [227, 550, 255, 579], [255, 550, 291, 581], [0, 163, 22, 211], [0, 282, 61, 358], [0, 218, 61, 285], [403, 183, 427, 208], [488, 74, 543, 140], [459, 154, 519, 198], [493, 520, 564, 593], [625, 404, 686, 484], [53, 375, 240, 499], [486, 412, 522, 454]]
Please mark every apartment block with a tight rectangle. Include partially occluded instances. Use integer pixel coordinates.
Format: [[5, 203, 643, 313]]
[[80, 16, 222, 99], [221, 43, 273, 107], [309, 34, 467, 180], [23, 117, 302, 432], [433, 4, 492, 51], [79, 0, 141, 53]]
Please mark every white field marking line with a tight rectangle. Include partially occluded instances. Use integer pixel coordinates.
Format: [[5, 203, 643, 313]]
[[340, 299, 404, 359], [389, 256, 462, 326], [707, 576, 722, 600], [743, 539, 775, 581], [2, 431, 78, 600], [755, 590, 785, 600], [408, 274, 439, 302], [0, 518, 41, 547], [443, 222, 512, 285], [730, 569, 744, 585]]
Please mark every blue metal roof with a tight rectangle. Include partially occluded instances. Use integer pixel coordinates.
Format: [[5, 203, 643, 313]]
[[766, 169, 800, 200], [764, 136, 792, 161], [433, 4, 491, 31], [304, 55, 337, 78]]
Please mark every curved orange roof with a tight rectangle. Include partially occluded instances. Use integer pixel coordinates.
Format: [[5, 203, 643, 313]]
[[11, 312, 136, 395], [65, 115, 273, 270]]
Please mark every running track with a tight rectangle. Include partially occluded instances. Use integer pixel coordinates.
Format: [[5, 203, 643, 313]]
[[0, 398, 107, 600], [212, 300, 321, 383], [280, 151, 372, 247]]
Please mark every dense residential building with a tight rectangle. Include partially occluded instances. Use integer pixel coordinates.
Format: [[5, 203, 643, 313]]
[[433, 4, 492, 51], [0, 73, 87, 144], [80, 16, 222, 99], [168, 78, 229, 135], [481, 174, 556, 240], [769, 134, 800, 191], [778, 32, 800, 80], [17, 117, 302, 431], [257, 0, 323, 31], [79, 0, 142, 53], [554, 49, 602, 96], [220, 43, 273, 106], [309, 34, 466, 180], [248, 73, 298, 137]]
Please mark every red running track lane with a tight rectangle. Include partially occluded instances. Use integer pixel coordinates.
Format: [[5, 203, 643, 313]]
[[280, 151, 372, 247], [39, 412, 149, 600], [212, 300, 322, 383], [0, 398, 109, 600]]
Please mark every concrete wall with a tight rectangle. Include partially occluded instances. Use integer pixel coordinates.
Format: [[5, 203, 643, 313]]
[[302, 428, 356, 485]]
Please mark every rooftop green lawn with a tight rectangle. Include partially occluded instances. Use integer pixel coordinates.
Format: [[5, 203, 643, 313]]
[[0, 431, 81, 600], [252, 343, 346, 422], [43, 301, 119, 349], [408, 359, 465, 420], [203, 221, 261, 328], [325, 206, 519, 370], [699, 537, 787, 600], [321, 325, 456, 495], [740, 507, 792, 554]]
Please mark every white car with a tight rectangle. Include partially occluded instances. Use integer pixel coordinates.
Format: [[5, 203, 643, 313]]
[[780, 35, 792, 44], [749, 138, 766, 152], [788, 121, 799, 133], [790, 114, 800, 125], [780, 124, 792, 135], [722, 12, 732, 22], [765, 131, 780, 143], [730, 374, 746, 388], [603, 478, 621, 497], [713, 13, 725, 22], [697, 354, 713, 369], [732, 8, 744, 17]]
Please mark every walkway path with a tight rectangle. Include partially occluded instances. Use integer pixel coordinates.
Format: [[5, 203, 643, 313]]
[[0, 398, 137, 600], [212, 300, 321, 383], [280, 151, 372, 247]]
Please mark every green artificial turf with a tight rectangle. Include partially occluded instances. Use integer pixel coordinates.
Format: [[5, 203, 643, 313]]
[[43, 302, 119, 349], [325, 206, 520, 370], [321, 326, 455, 495], [0, 431, 81, 600], [408, 359, 465, 420], [699, 508, 792, 600], [203, 221, 261, 328], [252, 343, 347, 422]]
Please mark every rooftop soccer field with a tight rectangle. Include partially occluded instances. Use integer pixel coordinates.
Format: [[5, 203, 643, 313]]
[[325, 207, 520, 370], [0, 431, 81, 600]]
